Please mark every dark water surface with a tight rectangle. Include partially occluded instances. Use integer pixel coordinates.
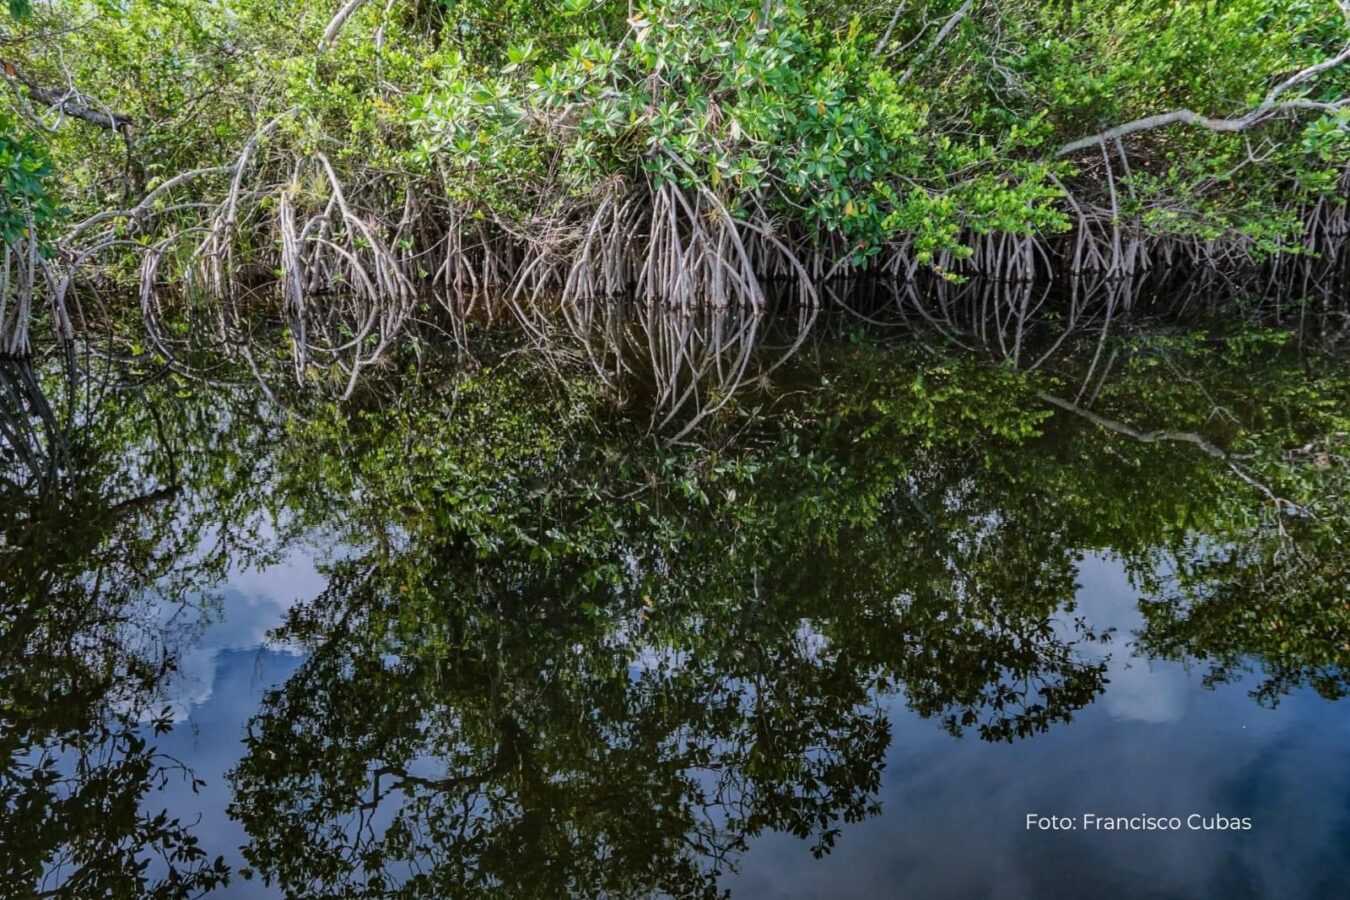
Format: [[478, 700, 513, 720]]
[[3, 282, 1348, 899]]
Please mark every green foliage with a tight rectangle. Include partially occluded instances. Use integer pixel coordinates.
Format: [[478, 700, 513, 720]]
[[406, 0, 1075, 258], [396, 0, 1346, 256], [0, 113, 58, 249], [4, 0, 1344, 274]]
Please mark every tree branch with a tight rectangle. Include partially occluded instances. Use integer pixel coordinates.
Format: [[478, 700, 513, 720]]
[[108, 485, 180, 520], [64, 165, 237, 243], [1055, 40, 1350, 157], [873, 2, 909, 56], [318, 0, 370, 52], [1036, 391, 1247, 460], [900, 0, 977, 83], [1, 59, 133, 131]]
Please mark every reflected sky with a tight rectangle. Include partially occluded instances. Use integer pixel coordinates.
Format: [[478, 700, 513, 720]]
[[151, 552, 1350, 900], [160, 543, 324, 718], [5, 289, 1347, 899]]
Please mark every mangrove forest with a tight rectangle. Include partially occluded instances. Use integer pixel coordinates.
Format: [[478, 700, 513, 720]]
[[1, 1, 1348, 899]]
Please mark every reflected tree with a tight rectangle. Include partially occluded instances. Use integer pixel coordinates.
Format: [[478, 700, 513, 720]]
[[6, 277, 1346, 899], [227, 304, 1349, 896], [0, 358, 290, 898], [229, 353, 1111, 897]]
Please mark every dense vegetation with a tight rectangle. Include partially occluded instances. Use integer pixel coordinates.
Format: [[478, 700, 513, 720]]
[[0, 0, 1346, 356]]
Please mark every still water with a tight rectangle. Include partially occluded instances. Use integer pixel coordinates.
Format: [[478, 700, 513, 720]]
[[3, 282, 1348, 899]]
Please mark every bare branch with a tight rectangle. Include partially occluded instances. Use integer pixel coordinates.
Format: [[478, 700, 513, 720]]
[[873, 2, 909, 56], [900, 0, 977, 83], [1, 59, 132, 131], [1036, 391, 1249, 460], [318, 0, 370, 52], [1056, 42, 1350, 157], [64, 165, 236, 244]]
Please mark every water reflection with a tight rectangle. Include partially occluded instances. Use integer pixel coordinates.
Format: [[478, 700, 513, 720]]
[[483, 270, 1349, 447], [0, 359, 282, 897], [2, 274, 1348, 897]]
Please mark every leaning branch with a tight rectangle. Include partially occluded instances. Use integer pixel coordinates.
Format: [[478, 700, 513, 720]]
[[1056, 99, 1347, 157], [1055, 39, 1350, 157], [63, 164, 236, 243], [1, 59, 132, 131], [900, 0, 977, 83], [318, 0, 370, 52], [873, 2, 909, 56]]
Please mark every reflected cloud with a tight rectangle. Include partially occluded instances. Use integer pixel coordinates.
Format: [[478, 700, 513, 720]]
[[733, 680, 1350, 899], [1072, 554, 1191, 725], [164, 549, 323, 717]]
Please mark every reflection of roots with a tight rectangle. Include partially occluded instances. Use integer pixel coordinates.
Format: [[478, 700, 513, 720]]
[[552, 299, 819, 440], [0, 361, 70, 488], [41, 133, 1348, 374]]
